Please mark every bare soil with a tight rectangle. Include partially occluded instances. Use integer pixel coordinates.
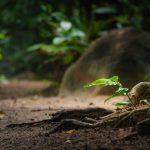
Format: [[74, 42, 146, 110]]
[[0, 80, 150, 150]]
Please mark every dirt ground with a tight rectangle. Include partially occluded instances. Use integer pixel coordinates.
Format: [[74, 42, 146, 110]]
[[0, 80, 150, 150]]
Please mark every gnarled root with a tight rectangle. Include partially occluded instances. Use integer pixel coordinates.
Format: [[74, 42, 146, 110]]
[[49, 119, 94, 133], [48, 107, 150, 134], [50, 107, 112, 122]]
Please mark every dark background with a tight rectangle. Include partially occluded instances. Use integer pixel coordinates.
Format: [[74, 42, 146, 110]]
[[0, 0, 149, 82]]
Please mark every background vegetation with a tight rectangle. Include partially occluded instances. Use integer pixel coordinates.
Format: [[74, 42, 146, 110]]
[[0, 0, 149, 82]]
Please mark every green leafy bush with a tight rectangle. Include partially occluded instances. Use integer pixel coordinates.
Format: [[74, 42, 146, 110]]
[[0, 0, 150, 78], [27, 20, 87, 65]]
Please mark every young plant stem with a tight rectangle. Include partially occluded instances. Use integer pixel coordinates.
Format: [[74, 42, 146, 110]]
[[126, 93, 136, 108]]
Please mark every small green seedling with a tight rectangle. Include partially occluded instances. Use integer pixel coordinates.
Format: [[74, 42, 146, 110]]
[[84, 76, 133, 107]]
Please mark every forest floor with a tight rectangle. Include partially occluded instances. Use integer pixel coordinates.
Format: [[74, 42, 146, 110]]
[[0, 80, 150, 150]]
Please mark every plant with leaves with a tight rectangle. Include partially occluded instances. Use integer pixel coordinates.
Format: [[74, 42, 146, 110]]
[[84, 76, 143, 107], [28, 20, 87, 65]]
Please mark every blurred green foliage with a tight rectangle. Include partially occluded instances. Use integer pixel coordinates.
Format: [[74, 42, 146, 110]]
[[0, 0, 149, 79]]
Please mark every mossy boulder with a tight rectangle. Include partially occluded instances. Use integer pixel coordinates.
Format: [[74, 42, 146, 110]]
[[59, 28, 150, 96]]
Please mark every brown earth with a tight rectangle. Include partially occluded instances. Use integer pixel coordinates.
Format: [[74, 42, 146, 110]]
[[0, 80, 150, 150]]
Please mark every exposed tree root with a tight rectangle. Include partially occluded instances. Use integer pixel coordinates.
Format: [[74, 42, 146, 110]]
[[49, 119, 94, 133], [7, 107, 112, 128], [50, 107, 113, 122], [48, 106, 150, 134], [83, 117, 98, 123]]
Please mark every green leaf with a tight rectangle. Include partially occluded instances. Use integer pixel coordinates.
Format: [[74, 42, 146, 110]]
[[0, 53, 3, 60], [53, 37, 67, 45], [70, 29, 85, 38], [115, 101, 130, 107], [94, 7, 116, 14], [27, 43, 45, 52], [60, 21, 72, 31], [84, 76, 121, 88], [105, 87, 128, 103], [0, 33, 5, 40]]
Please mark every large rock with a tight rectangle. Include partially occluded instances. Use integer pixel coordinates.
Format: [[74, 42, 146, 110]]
[[59, 28, 150, 96]]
